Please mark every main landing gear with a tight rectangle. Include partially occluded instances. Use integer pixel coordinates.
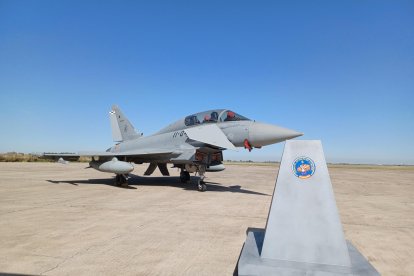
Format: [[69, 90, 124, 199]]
[[180, 170, 191, 183], [115, 174, 128, 187]]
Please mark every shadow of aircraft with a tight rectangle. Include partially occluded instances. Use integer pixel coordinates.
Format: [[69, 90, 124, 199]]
[[47, 178, 137, 189], [0, 273, 37, 276], [47, 175, 270, 196]]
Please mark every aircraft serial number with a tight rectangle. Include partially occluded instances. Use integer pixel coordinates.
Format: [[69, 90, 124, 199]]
[[173, 131, 187, 138]]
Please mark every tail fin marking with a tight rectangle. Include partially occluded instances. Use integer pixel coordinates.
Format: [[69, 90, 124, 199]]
[[109, 105, 142, 142]]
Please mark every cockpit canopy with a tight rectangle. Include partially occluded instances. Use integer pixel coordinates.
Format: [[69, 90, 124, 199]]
[[184, 109, 250, 127]]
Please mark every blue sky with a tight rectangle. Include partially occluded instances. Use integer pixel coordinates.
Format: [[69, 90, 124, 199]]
[[0, 1, 413, 164]]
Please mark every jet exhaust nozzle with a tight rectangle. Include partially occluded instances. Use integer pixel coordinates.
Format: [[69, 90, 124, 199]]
[[90, 157, 134, 174]]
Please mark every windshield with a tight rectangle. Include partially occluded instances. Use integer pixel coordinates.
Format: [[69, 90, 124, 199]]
[[219, 110, 250, 122]]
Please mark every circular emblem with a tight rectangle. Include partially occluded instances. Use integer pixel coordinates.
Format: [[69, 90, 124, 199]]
[[292, 157, 315, 179]]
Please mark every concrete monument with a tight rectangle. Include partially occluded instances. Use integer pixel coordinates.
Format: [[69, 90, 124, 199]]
[[237, 140, 380, 275]]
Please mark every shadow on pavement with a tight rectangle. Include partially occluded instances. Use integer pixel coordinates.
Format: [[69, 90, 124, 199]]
[[47, 175, 270, 196]]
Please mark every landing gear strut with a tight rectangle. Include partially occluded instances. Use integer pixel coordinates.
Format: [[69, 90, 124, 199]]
[[115, 174, 128, 187], [180, 170, 191, 183], [197, 165, 207, 192]]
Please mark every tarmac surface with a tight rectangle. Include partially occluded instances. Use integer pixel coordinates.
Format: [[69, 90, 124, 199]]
[[0, 162, 413, 275]]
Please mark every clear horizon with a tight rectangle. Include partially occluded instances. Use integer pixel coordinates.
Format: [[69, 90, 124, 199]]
[[1, 1, 413, 165]]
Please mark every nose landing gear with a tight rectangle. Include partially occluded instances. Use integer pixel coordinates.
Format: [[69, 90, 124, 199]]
[[196, 165, 207, 192], [197, 178, 207, 192], [178, 164, 207, 192]]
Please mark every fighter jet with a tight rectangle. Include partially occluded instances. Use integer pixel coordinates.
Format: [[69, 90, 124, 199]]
[[44, 105, 302, 191]]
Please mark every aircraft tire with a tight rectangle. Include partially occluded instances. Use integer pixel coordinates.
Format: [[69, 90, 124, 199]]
[[180, 171, 191, 183], [180, 171, 187, 183], [185, 171, 191, 182], [120, 174, 128, 188], [197, 180, 207, 192], [115, 175, 121, 186]]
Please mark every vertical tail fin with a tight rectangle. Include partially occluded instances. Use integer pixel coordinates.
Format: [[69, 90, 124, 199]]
[[109, 105, 142, 142]]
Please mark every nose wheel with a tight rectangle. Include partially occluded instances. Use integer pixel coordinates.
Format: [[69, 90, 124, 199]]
[[197, 179, 207, 192]]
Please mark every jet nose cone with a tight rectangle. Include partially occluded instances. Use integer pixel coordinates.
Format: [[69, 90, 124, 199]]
[[248, 122, 303, 147]]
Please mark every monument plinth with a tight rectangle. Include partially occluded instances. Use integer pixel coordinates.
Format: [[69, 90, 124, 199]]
[[237, 140, 380, 275]]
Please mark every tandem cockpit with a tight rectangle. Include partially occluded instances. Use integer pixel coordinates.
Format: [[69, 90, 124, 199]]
[[184, 109, 250, 126], [155, 109, 253, 135]]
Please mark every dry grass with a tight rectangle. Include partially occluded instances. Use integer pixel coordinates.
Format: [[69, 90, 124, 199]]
[[2, 154, 412, 171], [0, 152, 45, 162], [224, 161, 414, 170], [0, 153, 91, 162], [224, 161, 279, 166]]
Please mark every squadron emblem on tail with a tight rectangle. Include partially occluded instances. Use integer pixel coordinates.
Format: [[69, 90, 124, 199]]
[[292, 157, 315, 179]]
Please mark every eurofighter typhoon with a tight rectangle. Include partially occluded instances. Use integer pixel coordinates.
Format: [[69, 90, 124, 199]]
[[44, 106, 302, 191]]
